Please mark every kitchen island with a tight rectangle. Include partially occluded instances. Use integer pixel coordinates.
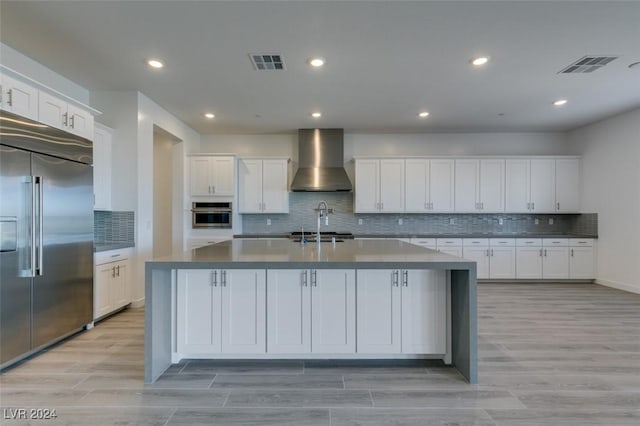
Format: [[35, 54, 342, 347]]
[[145, 239, 477, 383]]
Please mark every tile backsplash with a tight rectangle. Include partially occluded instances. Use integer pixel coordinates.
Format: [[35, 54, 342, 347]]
[[242, 192, 597, 236], [94, 210, 135, 244]]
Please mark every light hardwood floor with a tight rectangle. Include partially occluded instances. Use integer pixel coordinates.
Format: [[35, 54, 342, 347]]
[[1, 283, 639, 425]]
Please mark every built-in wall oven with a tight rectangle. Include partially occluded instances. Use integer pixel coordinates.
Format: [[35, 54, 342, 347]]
[[191, 202, 232, 228]]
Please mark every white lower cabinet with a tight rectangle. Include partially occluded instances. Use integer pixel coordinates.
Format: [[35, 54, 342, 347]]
[[489, 246, 516, 279], [176, 269, 266, 354], [542, 246, 569, 279], [569, 239, 595, 279], [267, 269, 356, 354], [356, 269, 447, 355], [94, 249, 131, 320]]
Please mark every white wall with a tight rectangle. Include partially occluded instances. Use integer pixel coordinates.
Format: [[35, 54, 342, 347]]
[[153, 130, 174, 258], [1, 43, 90, 104], [567, 108, 640, 294]]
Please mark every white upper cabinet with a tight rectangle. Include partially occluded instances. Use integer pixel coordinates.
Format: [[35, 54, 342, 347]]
[[555, 158, 580, 212], [506, 158, 558, 213], [455, 159, 506, 212], [238, 158, 288, 213], [0, 73, 38, 120], [405, 159, 454, 213], [189, 155, 235, 196], [39, 91, 94, 139], [355, 159, 404, 213], [93, 124, 113, 210]]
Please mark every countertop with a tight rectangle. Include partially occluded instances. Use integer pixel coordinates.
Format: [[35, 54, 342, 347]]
[[147, 239, 475, 270], [95, 242, 135, 253], [235, 233, 597, 239]]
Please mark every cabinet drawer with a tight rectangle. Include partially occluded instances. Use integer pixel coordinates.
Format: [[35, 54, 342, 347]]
[[490, 238, 515, 247], [436, 238, 462, 246], [411, 238, 436, 247], [463, 238, 489, 247], [569, 238, 594, 247], [542, 238, 569, 247], [515, 238, 542, 246], [95, 249, 131, 265]]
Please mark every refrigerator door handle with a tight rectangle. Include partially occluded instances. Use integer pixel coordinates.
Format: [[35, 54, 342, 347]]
[[35, 176, 44, 276]]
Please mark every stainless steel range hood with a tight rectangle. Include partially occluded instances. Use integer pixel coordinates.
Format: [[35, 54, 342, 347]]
[[290, 128, 352, 192]]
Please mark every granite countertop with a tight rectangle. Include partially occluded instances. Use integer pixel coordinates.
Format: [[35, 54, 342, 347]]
[[147, 239, 474, 270], [95, 242, 135, 253]]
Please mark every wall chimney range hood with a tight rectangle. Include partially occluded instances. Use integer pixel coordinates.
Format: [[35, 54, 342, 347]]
[[290, 128, 352, 192]]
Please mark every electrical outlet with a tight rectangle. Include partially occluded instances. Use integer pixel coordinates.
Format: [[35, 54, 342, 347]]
[[398, 218, 403, 225], [498, 218, 504, 225], [358, 218, 363, 225], [534, 218, 539, 225], [449, 218, 455, 225], [266, 218, 271, 226], [549, 218, 554, 225]]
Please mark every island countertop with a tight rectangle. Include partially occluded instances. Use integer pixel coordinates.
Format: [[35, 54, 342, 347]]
[[147, 238, 476, 270]]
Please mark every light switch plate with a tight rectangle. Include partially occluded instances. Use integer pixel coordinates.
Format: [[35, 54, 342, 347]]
[[267, 218, 271, 226], [534, 218, 539, 225], [358, 218, 363, 225], [398, 218, 403, 225], [549, 218, 554, 225]]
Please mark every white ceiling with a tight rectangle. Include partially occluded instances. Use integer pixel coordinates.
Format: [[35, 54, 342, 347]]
[[1, 1, 639, 135]]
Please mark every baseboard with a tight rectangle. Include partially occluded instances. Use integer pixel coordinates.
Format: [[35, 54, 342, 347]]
[[130, 297, 145, 308], [595, 278, 640, 295]]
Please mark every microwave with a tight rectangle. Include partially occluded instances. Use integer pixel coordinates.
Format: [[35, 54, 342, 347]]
[[191, 202, 232, 228]]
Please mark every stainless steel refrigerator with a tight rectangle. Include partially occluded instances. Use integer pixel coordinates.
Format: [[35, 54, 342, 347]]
[[1, 110, 94, 368]]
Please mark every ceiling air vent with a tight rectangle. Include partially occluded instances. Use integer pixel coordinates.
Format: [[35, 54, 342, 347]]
[[249, 53, 285, 71], [559, 55, 619, 74]]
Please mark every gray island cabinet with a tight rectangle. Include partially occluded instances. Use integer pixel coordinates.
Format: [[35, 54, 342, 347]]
[[145, 239, 477, 383]]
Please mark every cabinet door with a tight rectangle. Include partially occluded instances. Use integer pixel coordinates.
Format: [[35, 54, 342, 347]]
[[266, 270, 311, 353], [516, 247, 543, 279], [530, 159, 556, 212], [401, 270, 447, 354], [111, 260, 129, 309], [489, 247, 516, 279], [429, 159, 454, 212], [356, 270, 401, 353], [177, 270, 222, 354], [462, 247, 489, 279], [238, 159, 263, 213], [262, 159, 289, 213], [404, 159, 429, 212], [66, 103, 94, 140], [555, 159, 580, 212], [454, 159, 480, 212], [38, 91, 67, 130], [221, 269, 266, 354], [379, 159, 405, 212], [480, 159, 505, 212], [190, 157, 214, 196], [0, 74, 38, 120], [311, 269, 356, 353], [505, 159, 531, 212], [569, 247, 594, 279], [94, 264, 114, 319], [542, 247, 569, 279], [93, 125, 112, 210], [210, 156, 235, 196], [354, 160, 380, 213]]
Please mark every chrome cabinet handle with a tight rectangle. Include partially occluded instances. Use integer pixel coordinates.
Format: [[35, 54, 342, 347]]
[[531, 202, 535, 210], [571, 249, 574, 257], [7, 88, 13, 106], [116, 265, 120, 277], [302, 270, 308, 287], [557, 202, 560, 210], [485, 249, 489, 256], [111, 266, 116, 278], [69, 115, 75, 129], [392, 270, 399, 287], [311, 270, 317, 287], [212, 185, 215, 194], [544, 249, 547, 257], [212, 270, 217, 286], [221, 270, 227, 287], [402, 270, 408, 287], [481, 202, 484, 210], [63, 112, 68, 127], [539, 249, 543, 257], [491, 249, 494, 256]]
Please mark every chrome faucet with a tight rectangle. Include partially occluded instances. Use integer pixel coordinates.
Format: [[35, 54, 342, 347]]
[[316, 201, 329, 242]]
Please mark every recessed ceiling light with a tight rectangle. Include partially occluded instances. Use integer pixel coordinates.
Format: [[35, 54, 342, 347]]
[[418, 111, 430, 118], [147, 59, 164, 69], [308, 57, 325, 67], [470, 56, 489, 66], [553, 99, 568, 106], [204, 113, 215, 119], [310, 112, 322, 118]]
